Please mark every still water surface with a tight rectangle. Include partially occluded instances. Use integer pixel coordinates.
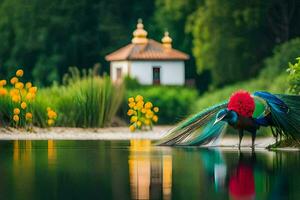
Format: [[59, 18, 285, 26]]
[[0, 140, 299, 200]]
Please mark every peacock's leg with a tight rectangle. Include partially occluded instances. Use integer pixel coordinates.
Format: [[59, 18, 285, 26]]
[[251, 131, 256, 149], [238, 130, 244, 150]]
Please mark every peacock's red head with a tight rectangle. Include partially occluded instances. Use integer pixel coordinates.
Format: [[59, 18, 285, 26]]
[[227, 90, 255, 117]]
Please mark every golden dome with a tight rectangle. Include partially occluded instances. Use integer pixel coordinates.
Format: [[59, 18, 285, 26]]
[[132, 19, 148, 44], [162, 31, 172, 49]]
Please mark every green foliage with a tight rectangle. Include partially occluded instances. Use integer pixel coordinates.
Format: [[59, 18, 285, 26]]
[[287, 58, 300, 94], [1, 0, 300, 90], [0, 67, 125, 128], [187, 0, 271, 86], [125, 87, 198, 124], [46, 68, 124, 127], [123, 76, 141, 90], [185, 0, 300, 88], [260, 38, 300, 79], [0, 0, 156, 85], [195, 73, 288, 112], [0, 95, 14, 126]]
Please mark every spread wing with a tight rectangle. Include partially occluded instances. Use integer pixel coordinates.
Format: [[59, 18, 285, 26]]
[[254, 91, 300, 139], [156, 101, 228, 146]]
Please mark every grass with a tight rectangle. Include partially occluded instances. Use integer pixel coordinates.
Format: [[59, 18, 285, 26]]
[[36, 71, 124, 128]]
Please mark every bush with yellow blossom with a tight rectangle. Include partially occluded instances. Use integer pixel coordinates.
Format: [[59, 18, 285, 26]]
[[46, 107, 57, 127], [0, 68, 57, 129], [127, 95, 159, 132]]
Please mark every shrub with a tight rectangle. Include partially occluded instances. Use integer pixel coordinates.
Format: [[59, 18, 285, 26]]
[[0, 69, 45, 129], [127, 95, 159, 132], [38, 67, 125, 128], [1, 67, 125, 128], [124, 87, 198, 124], [195, 73, 288, 112], [287, 57, 300, 94], [260, 38, 300, 79]]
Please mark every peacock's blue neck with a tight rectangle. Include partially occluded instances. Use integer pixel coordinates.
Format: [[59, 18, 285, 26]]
[[228, 111, 238, 125]]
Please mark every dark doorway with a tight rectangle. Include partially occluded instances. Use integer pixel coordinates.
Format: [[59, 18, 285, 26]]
[[153, 67, 160, 85]]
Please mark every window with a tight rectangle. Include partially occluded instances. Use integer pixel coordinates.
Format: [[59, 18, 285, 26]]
[[116, 68, 122, 81], [153, 67, 160, 85]]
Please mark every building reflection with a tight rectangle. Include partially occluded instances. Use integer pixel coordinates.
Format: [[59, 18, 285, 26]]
[[129, 140, 172, 200], [48, 140, 57, 167]]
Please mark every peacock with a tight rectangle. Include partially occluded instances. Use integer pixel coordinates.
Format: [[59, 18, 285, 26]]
[[156, 90, 300, 149]]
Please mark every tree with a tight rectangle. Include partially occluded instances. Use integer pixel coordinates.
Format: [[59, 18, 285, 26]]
[[0, 0, 156, 85], [186, 0, 300, 87], [186, 0, 274, 87]]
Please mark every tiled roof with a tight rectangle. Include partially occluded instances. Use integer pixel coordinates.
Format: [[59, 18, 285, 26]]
[[105, 39, 189, 61]]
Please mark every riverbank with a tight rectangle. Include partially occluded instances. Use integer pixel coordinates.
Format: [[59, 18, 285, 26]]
[[0, 126, 298, 150], [0, 126, 171, 140]]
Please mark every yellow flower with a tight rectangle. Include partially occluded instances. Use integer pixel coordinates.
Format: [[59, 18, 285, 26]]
[[0, 88, 7, 96], [25, 82, 32, 89], [141, 108, 146, 113], [129, 125, 135, 132], [136, 101, 144, 110], [130, 116, 138, 123], [144, 119, 151, 125], [127, 109, 135, 116], [128, 102, 135, 108], [10, 88, 18, 96], [136, 121, 142, 127], [13, 108, 20, 115], [10, 77, 18, 85], [12, 95, 20, 102], [26, 92, 35, 100], [48, 110, 57, 119], [0, 80, 7, 86], [144, 102, 153, 109], [153, 107, 159, 113], [47, 119, 54, 126], [135, 95, 143, 102], [16, 69, 24, 77], [146, 110, 154, 119], [13, 115, 19, 122], [152, 115, 158, 122], [128, 97, 134, 103], [21, 102, 27, 109], [29, 86, 37, 93], [21, 89, 27, 96], [15, 82, 24, 89], [26, 112, 33, 120]]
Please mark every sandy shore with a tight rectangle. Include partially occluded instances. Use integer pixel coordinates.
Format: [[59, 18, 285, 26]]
[[0, 126, 283, 149], [0, 126, 172, 140]]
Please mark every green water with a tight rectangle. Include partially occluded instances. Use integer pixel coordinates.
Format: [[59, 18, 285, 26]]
[[0, 140, 299, 200]]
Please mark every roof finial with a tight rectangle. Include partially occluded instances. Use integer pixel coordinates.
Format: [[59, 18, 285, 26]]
[[132, 18, 148, 44], [162, 30, 172, 49]]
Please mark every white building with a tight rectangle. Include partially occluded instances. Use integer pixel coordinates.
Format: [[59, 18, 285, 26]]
[[105, 19, 189, 85]]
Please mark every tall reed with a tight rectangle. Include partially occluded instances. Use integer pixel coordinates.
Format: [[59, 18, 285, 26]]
[[40, 67, 124, 127]]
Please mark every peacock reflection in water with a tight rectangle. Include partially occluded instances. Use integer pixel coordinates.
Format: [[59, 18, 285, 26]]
[[127, 139, 295, 200], [202, 149, 290, 200], [6, 140, 298, 199]]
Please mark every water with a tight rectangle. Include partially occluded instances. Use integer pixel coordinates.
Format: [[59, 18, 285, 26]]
[[0, 140, 300, 200]]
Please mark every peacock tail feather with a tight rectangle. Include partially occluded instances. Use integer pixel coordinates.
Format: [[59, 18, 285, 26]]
[[254, 92, 300, 140], [157, 91, 300, 146], [156, 101, 228, 146]]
